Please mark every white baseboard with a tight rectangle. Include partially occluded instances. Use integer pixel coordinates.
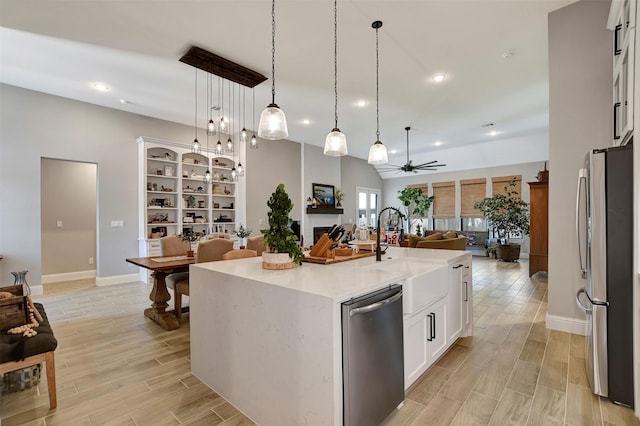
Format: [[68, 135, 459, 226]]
[[42, 270, 96, 284], [95, 273, 140, 287], [546, 313, 587, 335], [30, 285, 44, 296]]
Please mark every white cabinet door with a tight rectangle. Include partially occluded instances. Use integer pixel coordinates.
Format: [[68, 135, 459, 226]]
[[462, 262, 472, 335], [427, 298, 448, 362], [447, 263, 463, 344], [404, 309, 429, 388]]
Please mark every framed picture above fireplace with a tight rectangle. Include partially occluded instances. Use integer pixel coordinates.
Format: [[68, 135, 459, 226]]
[[312, 183, 335, 208]]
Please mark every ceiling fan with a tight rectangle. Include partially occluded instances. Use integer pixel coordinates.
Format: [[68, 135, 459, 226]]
[[377, 126, 446, 173]]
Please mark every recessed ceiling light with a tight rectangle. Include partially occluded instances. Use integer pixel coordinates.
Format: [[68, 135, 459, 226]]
[[92, 82, 111, 92], [488, 130, 500, 136], [502, 50, 515, 59], [119, 99, 131, 105], [433, 141, 442, 146], [432, 74, 447, 82], [355, 100, 368, 107], [302, 119, 311, 125]]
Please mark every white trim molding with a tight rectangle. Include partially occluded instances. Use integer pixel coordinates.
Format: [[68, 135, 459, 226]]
[[546, 313, 587, 335], [42, 270, 96, 284], [95, 274, 140, 287]]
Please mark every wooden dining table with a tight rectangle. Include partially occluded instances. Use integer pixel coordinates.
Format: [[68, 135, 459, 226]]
[[126, 255, 195, 331]]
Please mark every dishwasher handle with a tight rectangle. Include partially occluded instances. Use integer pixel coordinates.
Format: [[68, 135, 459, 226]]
[[349, 291, 402, 317]]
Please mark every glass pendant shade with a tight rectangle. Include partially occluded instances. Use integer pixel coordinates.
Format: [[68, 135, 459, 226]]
[[368, 140, 388, 164], [213, 171, 220, 181], [258, 104, 288, 140], [204, 169, 212, 184], [215, 140, 223, 154], [241, 128, 247, 143], [250, 134, 259, 149], [226, 137, 233, 153], [231, 167, 237, 181], [207, 119, 216, 135], [191, 138, 201, 154], [324, 128, 348, 156], [219, 117, 227, 132], [237, 163, 244, 176]]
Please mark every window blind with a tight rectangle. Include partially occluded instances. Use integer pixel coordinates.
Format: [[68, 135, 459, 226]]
[[432, 181, 455, 218], [491, 175, 522, 199], [460, 178, 487, 217]]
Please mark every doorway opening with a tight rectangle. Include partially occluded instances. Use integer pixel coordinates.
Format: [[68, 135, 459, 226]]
[[40, 158, 97, 285]]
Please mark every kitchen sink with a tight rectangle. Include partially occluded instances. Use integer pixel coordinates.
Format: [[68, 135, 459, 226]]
[[366, 260, 448, 314]]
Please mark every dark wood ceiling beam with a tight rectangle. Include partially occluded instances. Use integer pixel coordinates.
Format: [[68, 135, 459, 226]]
[[179, 46, 267, 88]]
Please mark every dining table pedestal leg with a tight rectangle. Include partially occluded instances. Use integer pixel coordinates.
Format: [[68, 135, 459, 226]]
[[144, 270, 180, 331]]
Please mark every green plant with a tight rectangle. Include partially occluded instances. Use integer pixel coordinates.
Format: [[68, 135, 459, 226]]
[[335, 189, 344, 207], [178, 228, 199, 243], [398, 187, 434, 232], [474, 180, 530, 244], [233, 224, 252, 239], [261, 184, 304, 264]]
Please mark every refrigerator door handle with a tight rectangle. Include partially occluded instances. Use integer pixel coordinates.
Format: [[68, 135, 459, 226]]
[[576, 168, 588, 279]]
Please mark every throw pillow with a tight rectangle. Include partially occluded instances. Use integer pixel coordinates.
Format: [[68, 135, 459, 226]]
[[443, 231, 458, 239]]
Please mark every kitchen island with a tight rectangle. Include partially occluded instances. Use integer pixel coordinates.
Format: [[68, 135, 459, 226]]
[[189, 246, 471, 425]]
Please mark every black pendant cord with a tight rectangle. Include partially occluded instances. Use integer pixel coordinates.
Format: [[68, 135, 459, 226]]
[[406, 126, 410, 165], [194, 68, 197, 140], [374, 22, 381, 140], [271, 0, 276, 105], [252, 88, 256, 130], [333, 0, 338, 130]]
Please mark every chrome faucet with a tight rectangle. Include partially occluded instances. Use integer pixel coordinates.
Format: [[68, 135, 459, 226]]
[[376, 207, 405, 261]]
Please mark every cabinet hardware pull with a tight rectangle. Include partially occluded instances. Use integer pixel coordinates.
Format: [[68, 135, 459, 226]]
[[427, 313, 434, 341], [614, 24, 622, 55], [614, 102, 621, 140], [464, 281, 468, 302], [452, 264, 463, 269], [432, 313, 436, 340]]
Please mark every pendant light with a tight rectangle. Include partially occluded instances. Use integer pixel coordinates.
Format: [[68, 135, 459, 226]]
[[241, 86, 248, 143], [226, 82, 234, 153], [236, 85, 245, 176], [250, 88, 259, 149], [191, 68, 201, 154], [324, 0, 347, 157], [258, 0, 288, 140], [367, 20, 388, 165], [215, 77, 223, 154], [207, 74, 216, 136], [203, 74, 212, 185]]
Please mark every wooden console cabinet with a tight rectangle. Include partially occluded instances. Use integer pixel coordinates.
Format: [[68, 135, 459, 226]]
[[528, 181, 548, 276]]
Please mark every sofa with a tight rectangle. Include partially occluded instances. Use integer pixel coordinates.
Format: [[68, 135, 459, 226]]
[[408, 231, 467, 251]]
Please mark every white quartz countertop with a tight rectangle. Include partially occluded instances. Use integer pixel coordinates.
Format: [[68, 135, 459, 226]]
[[191, 246, 470, 303]]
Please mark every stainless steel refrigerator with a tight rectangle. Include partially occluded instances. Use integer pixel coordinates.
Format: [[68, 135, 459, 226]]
[[575, 143, 634, 407]]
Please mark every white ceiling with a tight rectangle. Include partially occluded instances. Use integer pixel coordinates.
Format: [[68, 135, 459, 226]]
[[0, 0, 576, 178]]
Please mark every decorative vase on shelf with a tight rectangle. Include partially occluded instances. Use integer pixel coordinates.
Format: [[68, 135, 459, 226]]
[[11, 270, 31, 295]]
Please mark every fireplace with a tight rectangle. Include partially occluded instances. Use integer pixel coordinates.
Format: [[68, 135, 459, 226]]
[[313, 227, 332, 245]]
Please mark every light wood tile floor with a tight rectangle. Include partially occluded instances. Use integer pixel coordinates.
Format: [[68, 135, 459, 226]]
[[1, 257, 638, 425]]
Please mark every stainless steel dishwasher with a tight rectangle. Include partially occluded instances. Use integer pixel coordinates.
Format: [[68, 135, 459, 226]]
[[342, 284, 404, 425]]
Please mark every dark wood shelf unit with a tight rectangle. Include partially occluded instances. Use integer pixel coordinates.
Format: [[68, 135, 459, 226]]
[[528, 181, 548, 276], [306, 207, 344, 215]]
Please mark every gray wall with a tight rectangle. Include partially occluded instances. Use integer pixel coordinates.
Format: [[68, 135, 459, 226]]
[[548, 1, 612, 324], [245, 138, 302, 240], [41, 158, 97, 275], [0, 84, 194, 285], [340, 155, 384, 225]]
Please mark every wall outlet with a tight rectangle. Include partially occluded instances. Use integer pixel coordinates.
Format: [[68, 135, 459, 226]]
[[110, 220, 125, 228], [56, 220, 63, 228], [88, 257, 94, 265], [259, 218, 263, 225]]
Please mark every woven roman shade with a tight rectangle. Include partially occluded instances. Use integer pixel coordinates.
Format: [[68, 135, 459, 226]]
[[460, 178, 487, 217], [492, 175, 522, 199], [406, 183, 429, 196], [432, 181, 455, 218]]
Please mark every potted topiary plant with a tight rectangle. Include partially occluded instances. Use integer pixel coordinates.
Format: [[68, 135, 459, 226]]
[[261, 184, 303, 269], [335, 189, 344, 208], [178, 228, 199, 257], [398, 187, 434, 234], [474, 180, 530, 261], [233, 224, 252, 249]]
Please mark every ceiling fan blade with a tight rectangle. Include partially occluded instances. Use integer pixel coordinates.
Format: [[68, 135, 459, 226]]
[[418, 160, 438, 166]]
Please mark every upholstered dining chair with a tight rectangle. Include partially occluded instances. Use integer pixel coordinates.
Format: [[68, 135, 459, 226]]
[[174, 238, 234, 318], [160, 235, 191, 306], [222, 249, 258, 260], [246, 235, 267, 256]]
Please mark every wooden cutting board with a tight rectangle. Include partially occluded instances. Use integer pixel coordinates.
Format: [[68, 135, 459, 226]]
[[301, 251, 375, 265]]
